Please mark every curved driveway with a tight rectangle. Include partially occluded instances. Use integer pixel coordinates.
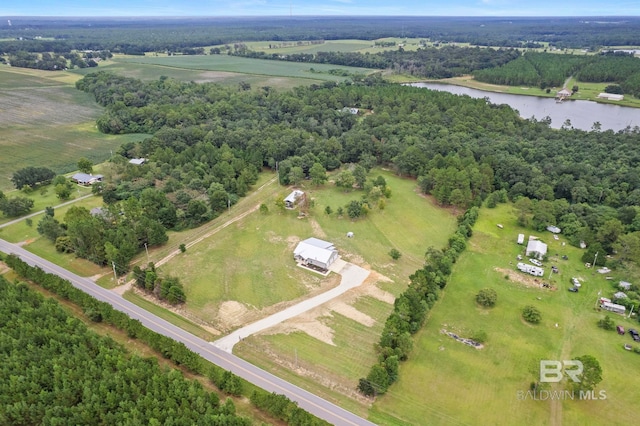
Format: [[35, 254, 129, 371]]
[[213, 259, 370, 352], [0, 238, 376, 426]]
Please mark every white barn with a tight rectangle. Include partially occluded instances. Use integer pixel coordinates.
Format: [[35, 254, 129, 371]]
[[293, 238, 339, 270]]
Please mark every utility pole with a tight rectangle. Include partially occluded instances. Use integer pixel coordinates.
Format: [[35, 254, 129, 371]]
[[144, 242, 149, 262], [112, 261, 117, 283], [593, 251, 598, 268], [228, 198, 231, 215]]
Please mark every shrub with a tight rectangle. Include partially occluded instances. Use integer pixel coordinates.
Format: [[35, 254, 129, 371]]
[[476, 288, 497, 307], [522, 305, 542, 324], [597, 315, 615, 330]]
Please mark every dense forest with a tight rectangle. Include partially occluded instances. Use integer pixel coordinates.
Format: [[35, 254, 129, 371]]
[[71, 72, 640, 280], [235, 45, 522, 79], [2, 16, 640, 54], [474, 51, 640, 95], [0, 275, 249, 425]]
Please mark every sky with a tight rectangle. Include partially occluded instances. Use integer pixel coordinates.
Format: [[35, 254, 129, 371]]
[[1, 0, 639, 17]]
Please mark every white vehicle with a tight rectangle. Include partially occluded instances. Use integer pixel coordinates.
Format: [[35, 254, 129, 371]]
[[529, 258, 543, 267]]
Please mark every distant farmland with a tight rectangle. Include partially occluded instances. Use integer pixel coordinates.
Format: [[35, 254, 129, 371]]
[[0, 67, 147, 191]]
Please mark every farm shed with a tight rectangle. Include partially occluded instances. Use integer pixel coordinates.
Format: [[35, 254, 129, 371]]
[[597, 93, 624, 101], [517, 234, 525, 244], [293, 238, 339, 271], [128, 158, 146, 165], [614, 291, 628, 299], [526, 239, 547, 260], [284, 190, 305, 209], [619, 281, 632, 290], [71, 173, 103, 186]]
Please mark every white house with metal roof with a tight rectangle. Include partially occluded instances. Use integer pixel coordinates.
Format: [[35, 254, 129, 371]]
[[293, 237, 339, 270], [526, 239, 547, 260]]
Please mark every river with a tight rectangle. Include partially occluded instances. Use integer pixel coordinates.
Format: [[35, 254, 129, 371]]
[[410, 83, 639, 132]]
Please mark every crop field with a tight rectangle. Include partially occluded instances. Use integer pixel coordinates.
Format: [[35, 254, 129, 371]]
[[0, 67, 148, 192], [113, 54, 375, 81], [370, 203, 640, 426]]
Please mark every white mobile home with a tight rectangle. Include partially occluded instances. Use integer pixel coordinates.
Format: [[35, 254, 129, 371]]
[[517, 262, 544, 277], [600, 301, 626, 315]]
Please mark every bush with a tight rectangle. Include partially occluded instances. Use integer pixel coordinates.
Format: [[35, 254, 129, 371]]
[[389, 248, 402, 260], [476, 288, 497, 307], [522, 305, 542, 324], [597, 315, 615, 330]]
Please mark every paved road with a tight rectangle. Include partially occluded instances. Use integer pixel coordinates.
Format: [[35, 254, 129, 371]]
[[213, 259, 370, 352], [0, 238, 376, 426]]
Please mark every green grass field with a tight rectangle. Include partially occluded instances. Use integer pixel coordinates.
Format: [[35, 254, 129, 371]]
[[112, 54, 375, 82], [0, 66, 148, 192], [370, 203, 640, 426], [227, 170, 456, 417]]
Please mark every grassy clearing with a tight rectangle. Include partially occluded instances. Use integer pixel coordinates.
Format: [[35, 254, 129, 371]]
[[370, 203, 640, 426], [123, 290, 215, 341], [225, 170, 456, 416]]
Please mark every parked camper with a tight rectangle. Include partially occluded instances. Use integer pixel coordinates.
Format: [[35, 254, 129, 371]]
[[600, 301, 626, 315], [517, 262, 544, 277]]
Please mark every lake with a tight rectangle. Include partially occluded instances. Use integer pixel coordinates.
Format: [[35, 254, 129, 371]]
[[410, 83, 639, 132]]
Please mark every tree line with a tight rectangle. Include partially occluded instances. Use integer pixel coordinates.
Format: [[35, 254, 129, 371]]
[[474, 51, 640, 94], [358, 207, 479, 396], [3, 17, 640, 54], [2, 255, 330, 426]]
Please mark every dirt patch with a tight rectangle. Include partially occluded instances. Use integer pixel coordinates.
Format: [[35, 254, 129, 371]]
[[217, 301, 251, 329], [495, 267, 556, 290], [329, 301, 375, 327], [193, 71, 242, 83], [16, 238, 36, 247], [308, 218, 327, 239], [263, 312, 336, 346]]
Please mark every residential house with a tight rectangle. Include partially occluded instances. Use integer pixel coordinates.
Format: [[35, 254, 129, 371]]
[[293, 238, 339, 271]]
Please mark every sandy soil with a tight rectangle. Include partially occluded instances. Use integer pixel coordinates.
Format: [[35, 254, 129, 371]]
[[495, 267, 557, 290]]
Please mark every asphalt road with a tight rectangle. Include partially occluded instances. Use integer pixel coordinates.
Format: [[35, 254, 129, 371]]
[[0, 238, 376, 426]]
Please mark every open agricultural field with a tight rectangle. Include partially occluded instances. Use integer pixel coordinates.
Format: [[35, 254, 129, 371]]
[[370, 203, 640, 426], [0, 66, 148, 192], [204, 170, 457, 417], [113, 54, 375, 82]]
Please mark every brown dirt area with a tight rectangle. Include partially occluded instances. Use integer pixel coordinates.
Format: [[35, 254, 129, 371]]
[[495, 267, 557, 290]]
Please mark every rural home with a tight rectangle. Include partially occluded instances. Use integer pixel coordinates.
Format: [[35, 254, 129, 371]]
[[71, 173, 103, 186], [525, 239, 547, 260], [293, 237, 339, 271], [556, 88, 571, 99], [284, 190, 305, 209], [128, 158, 146, 165]]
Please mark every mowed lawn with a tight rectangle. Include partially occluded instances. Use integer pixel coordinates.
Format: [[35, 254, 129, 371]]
[[230, 170, 456, 417], [0, 67, 148, 191], [370, 203, 640, 426]]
